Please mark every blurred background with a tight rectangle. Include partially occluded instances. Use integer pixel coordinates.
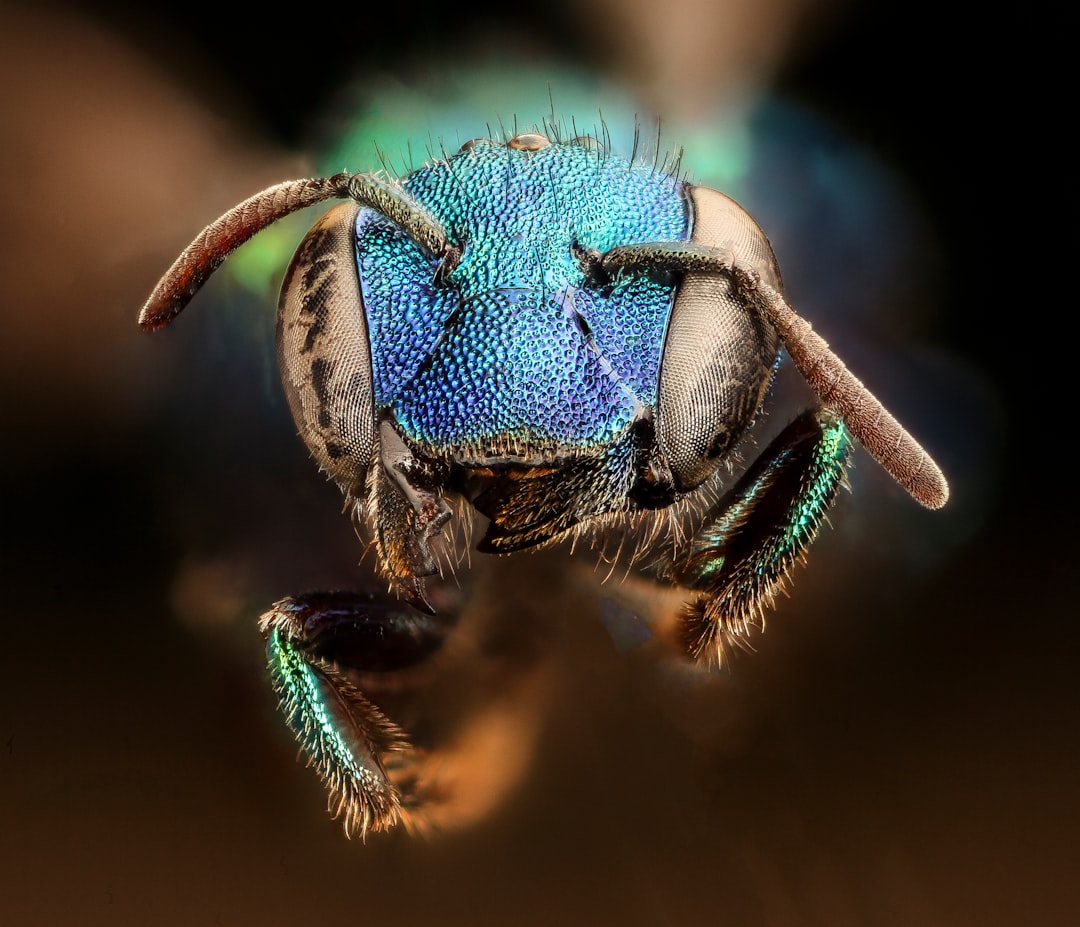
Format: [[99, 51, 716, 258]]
[[0, 1, 1072, 924]]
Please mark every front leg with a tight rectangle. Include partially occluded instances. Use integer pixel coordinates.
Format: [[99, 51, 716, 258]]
[[259, 592, 449, 837], [664, 408, 852, 665]]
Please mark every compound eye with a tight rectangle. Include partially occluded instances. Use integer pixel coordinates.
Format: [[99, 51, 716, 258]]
[[655, 186, 783, 492], [277, 203, 376, 498]]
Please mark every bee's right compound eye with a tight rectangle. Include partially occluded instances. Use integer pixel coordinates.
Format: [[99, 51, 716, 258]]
[[277, 203, 375, 501]]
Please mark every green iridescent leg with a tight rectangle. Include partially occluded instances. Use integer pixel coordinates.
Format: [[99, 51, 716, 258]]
[[259, 593, 446, 838], [669, 408, 852, 665]]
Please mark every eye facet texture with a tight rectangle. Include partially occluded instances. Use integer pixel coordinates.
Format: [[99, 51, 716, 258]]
[[656, 186, 782, 491], [278, 203, 374, 498]]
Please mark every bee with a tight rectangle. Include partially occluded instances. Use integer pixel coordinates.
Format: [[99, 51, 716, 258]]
[[141, 128, 947, 837]]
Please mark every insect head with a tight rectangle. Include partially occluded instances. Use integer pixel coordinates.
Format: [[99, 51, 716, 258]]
[[141, 128, 948, 837]]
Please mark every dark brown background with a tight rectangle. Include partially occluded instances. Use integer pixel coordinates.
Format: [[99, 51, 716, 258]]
[[0, 2, 1072, 925]]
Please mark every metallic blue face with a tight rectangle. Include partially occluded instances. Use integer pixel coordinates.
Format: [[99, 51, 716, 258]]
[[357, 138, 688, 461]]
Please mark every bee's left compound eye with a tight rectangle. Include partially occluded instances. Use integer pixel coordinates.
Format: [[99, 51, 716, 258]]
[[277, 203, 375, 500], [653, 186, 782, 492]]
